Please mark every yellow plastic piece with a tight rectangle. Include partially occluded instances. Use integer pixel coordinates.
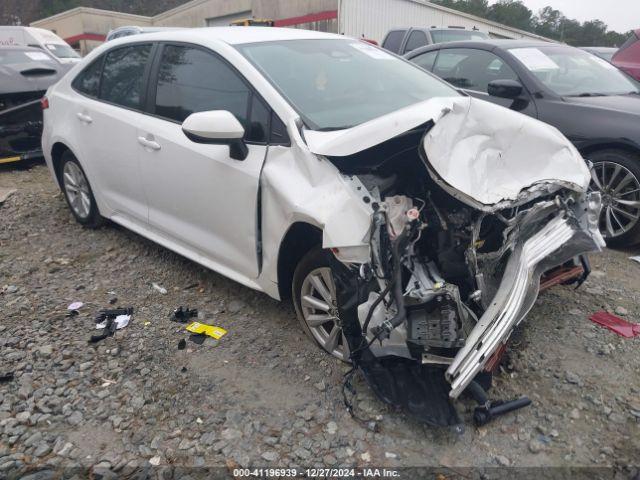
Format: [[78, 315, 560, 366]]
[[0, 156, 21, 164], [186, 321, 227, 340]]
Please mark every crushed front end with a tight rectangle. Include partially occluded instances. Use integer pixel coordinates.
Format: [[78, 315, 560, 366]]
[[310, 98, 605, 426]]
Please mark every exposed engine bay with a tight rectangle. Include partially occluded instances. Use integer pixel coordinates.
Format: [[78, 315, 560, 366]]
[[307, 98, 606, 427]]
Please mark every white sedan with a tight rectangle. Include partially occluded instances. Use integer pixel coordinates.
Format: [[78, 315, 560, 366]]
[[42, 27, 604, 425]]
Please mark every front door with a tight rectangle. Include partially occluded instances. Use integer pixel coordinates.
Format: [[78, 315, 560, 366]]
[[136, 43, 270, 279]]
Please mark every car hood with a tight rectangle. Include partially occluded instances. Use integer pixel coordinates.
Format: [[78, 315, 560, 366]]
[[0, 61, 64, 95], [304, 97, 590, 209], [563, 93, 640, 116]]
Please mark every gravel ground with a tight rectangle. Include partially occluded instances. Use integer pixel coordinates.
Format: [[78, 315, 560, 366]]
[[1, 164, 639, 478]]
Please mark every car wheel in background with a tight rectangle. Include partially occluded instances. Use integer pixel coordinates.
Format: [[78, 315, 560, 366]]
[[292, 247, 350, 362], [59, 151, 104, 228], [587, 149, 640, 247]]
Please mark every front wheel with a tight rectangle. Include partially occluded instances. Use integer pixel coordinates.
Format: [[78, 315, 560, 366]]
[[292, 247, 350, 362], [59, 151, 104, 228], [587, 149, 640, 247]]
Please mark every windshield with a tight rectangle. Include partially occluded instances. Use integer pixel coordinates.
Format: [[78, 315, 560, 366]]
[[510, 45, 638, 96], [0, 49, 55, 65], [237, 39, 458, 130], [430, 30, 489, 43], [45, 43, 80, 59]]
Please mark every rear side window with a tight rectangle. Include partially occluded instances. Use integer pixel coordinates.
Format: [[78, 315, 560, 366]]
[[99, 44, 152, 110], [154, 45, 250, 124], [382, 30, 405, 53], [72, 57, 103, 97], [404, 30, 428, 53], [412, 50, 438, 71]]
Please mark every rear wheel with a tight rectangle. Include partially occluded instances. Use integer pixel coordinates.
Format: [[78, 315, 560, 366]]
[[587, 150, 640, 247], [292, 247, 350, 362], [59, 151, 104, 228]]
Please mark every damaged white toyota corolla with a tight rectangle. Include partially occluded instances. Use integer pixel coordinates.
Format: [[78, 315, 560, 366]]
[[42, 28, 604, 426]]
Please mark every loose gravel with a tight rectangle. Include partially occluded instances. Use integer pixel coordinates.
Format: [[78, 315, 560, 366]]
[[1, 164, 639, 477]]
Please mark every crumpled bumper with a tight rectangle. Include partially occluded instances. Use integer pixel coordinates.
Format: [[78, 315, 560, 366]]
[[446, 192, 605, 398]]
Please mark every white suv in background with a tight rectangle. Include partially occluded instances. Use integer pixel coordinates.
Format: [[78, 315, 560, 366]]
[[41, 27, 603, 425]]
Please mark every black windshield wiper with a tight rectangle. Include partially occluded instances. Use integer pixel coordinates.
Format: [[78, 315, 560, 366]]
[[566, 92, 608, 97], [315, 125, 353, 132]]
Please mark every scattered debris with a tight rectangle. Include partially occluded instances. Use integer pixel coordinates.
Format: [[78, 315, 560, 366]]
[[177, 339, 186, 350], [152, 282, 167, 294], [172, 306, 198, 323], [0, 372, 14, 383], [189, 333, 206, 345], [630, 256, 640, 265], [90, 307, 134, 343], [68, 301, 84, 311], [590, 311, 640, 338], [186, 321, 227, 340]]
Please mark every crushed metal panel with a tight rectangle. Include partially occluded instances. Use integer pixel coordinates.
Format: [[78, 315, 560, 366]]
[[422, 98, 591, 208]]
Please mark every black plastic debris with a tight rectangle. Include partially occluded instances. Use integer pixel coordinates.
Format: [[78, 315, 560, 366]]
[[172, 306, 198, 323], [177, 339, 186, 350], [89, 307, 134, 344], [0, 372, 14, 383], [189, 334, 205, 345]]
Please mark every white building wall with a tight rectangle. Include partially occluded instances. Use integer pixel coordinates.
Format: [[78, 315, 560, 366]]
[[339, 0, 551, 44]]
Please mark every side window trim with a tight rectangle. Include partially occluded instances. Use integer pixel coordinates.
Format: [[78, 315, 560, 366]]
[[147, 41, 289, 146]]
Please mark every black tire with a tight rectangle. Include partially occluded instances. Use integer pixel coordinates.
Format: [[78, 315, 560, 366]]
[[59, 151, 104, 228], [292, 247, 350, 361], [586, 149, 640, 248]]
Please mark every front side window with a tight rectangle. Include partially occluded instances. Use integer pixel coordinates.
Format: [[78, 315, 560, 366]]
[[510, 46, 639, 97], [237, 39, 458, 131], [404, 30, 428, 53], [432, 48, 518, 92], [154, 45, 251, 125], [99, 44, 152, 109], [72, 57, 102, 97]]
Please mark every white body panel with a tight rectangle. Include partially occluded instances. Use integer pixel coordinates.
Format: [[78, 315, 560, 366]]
[[0, 26, 80, 64]]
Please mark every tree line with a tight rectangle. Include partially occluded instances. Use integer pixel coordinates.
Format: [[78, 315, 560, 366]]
[[432, 0, 632, 47]]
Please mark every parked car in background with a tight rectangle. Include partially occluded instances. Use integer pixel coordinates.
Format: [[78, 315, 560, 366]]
[[580, 46, 617, 62], [0, 46, 70, 165], [612, 29, 640, 81], [382, 27, 489, 54], [406, 40, 640, 246], [41, 28, 604, 426], [105, 26, 184, 42], [0, 26, 80, 64]]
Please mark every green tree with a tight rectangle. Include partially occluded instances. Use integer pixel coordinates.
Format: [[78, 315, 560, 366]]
[[487, 0, 534, 31]]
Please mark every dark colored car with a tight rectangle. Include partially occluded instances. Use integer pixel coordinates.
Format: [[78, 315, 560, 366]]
[[382, 27, 489, 55], [0, 46, 69, 165], [405, 40, 640, 246], [612, 29, 640, 81]]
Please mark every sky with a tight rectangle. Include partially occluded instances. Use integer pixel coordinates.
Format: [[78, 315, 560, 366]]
[[492, 0, 640, 33]]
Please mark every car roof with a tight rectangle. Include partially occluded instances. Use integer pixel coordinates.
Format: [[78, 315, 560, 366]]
[[0, 45, 53, 52], [406, 39, 570, 56], [125, 26, 346, 45], [580, 46, 617, 52]]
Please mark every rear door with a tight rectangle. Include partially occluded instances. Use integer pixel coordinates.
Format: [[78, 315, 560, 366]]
[[430, 47, 538, 117], [71, 43, 154, 223], [136, 43, 273, 279], [402, 29, 429, 55]]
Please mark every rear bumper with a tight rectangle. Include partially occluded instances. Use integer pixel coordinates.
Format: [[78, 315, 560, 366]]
[[446, 193, 605, 398]]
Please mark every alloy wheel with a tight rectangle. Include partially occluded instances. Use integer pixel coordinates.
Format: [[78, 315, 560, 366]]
[[590, 161, 640, 239], [300, 267, 350, 361], [63, 161, 92, 220]]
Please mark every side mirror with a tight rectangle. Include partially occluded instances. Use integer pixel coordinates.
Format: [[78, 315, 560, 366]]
[[182, 110, 248, 160], [487, 79, 524, 99]]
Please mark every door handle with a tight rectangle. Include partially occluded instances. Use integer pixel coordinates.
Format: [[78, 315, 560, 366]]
[[137, 136, 161, 151], [76, 112, 92, 124]]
